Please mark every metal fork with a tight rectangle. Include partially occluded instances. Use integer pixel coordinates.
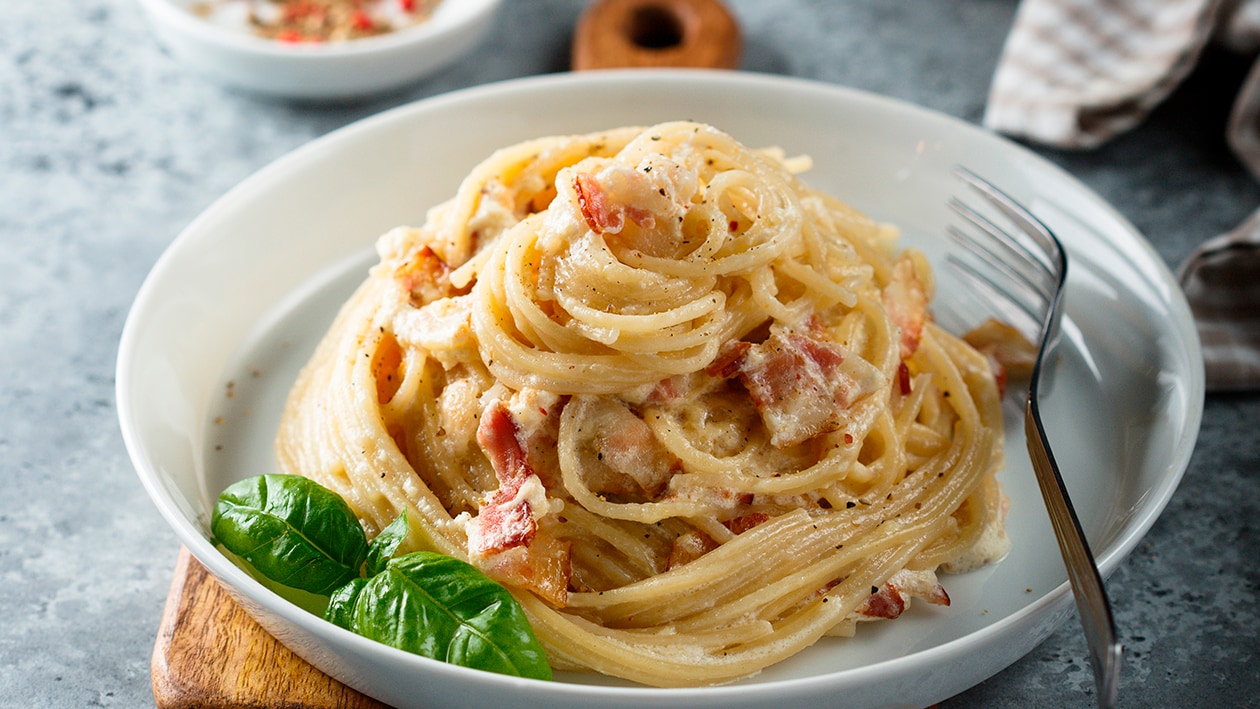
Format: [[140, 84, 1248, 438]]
[[946, 167, 1122, 709]]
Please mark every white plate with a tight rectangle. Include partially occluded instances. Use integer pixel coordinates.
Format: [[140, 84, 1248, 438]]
[[116, 71, 1203, 708]]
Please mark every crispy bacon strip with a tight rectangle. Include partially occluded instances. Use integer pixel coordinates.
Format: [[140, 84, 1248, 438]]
[[468, 401, 538, 557], [470, 400, 573, 606]]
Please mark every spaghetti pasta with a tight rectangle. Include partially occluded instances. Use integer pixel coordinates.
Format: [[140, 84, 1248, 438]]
[[276, 121, 1009, 686]]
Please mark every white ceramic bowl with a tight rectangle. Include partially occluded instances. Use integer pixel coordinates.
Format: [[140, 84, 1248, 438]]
[[117, 71, 1203, 708], [135, 0, 502, 99]]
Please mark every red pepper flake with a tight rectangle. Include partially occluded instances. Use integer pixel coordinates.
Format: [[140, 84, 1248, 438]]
[[400, 0, 416, 9], [275, 29, 304, 42], [897, 361, 911, 395], [729, 219, 739, 232], [351, 9, 374, 31]]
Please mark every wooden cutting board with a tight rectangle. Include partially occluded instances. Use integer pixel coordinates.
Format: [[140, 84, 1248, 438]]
[[151, 546, 391, 709]]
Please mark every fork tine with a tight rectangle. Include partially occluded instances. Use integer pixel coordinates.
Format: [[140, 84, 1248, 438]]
[[954, 166, 1062, 272], [947, 201, 1055, 299], [947, 250, 1045, 334], [946, 191, 1053, 337]]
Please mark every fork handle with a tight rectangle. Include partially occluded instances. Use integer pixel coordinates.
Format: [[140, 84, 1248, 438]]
[[1025, 403, 1123, 708]]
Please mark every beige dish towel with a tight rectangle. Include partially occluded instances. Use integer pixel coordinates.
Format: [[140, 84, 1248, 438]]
[[984, 0, 1260, 391]]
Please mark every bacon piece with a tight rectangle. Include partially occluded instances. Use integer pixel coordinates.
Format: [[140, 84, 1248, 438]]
[[394, 245, 451, 307], [963, 317, 1038, 396], [706, 340, 751, 379], [567, 396, 680, 497], [896, 361, 912, 396], [855, 570, 951, 620], [574, 172, 655, 234], [724, 512, 770, 535], [724, 329, 862, 448], [506, 388, 566, 492], [645, 374, 689, 406], [882, 255, 930, 360], [478, 531, 571, 608], [598, 413, 680, 497], [667, 529, 719, 570], [642, 371, 725, 407], [468, 401, 538, 557], [470, 400, 574, 606], [856, 583, 907, 620], [370, 331, 405, 405]]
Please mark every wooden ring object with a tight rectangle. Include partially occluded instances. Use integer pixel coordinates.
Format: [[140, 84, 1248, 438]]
[[572, 0, 742, 71]]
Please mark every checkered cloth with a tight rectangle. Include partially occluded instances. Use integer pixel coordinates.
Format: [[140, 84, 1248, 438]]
[[1178, 212, 1260, 390], [984, 0, 1260, 391]]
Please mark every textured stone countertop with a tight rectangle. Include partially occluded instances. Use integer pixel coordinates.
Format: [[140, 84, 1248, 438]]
[[2, 1, 1257, 707]]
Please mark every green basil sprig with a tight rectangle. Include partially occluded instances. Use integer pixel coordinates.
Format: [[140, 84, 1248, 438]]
[[212, 474, 367, 595], [326, 552, 552, 680], [212, 474, 551, 680]]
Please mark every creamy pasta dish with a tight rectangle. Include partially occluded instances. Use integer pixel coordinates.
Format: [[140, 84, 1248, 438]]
[[276, 121, 1010, 686]]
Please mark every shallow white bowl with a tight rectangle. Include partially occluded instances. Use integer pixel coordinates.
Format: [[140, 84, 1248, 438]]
[[117, 71, 1204, 708], [135, 0, 502, 99]]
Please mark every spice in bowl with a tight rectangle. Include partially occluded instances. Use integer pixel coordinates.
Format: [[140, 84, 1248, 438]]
[[191, 0, 442, 43]]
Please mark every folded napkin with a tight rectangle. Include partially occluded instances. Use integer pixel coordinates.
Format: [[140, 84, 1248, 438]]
[[1177, 213, 1260, 390], [984, 0, 1260, 391]]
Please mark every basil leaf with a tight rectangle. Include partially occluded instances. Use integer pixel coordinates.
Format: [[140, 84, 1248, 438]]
[[217, 544, 331, 617], [212, 474, 367, 595], [365, 511, 409, 578], [347, 552, 551, 680], [325, 577, 369, 630]]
